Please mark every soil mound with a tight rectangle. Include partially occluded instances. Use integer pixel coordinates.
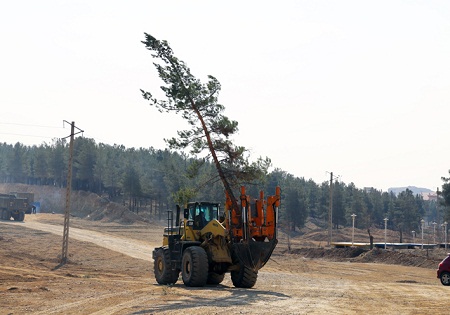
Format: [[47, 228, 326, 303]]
[[283, 247, 446, 269], [288, 247, 366, 259], [0, 183, 146, 224]]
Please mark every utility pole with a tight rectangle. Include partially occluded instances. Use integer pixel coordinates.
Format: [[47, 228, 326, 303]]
[[61, 121, 83, 264], [328, 172, 333, 246]]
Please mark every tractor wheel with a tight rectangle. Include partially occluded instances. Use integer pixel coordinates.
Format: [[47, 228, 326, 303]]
[[18, 212, 25, 222], [181, 246, 208, 287], [207, 272, 225, 285], [2, 210, 9, 220], [154, 247, 179, 285], [231, 265, 258, 288]]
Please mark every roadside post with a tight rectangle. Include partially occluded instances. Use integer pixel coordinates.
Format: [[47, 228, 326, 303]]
[[433, 222, 437, 245], [421, 219, 425, 250], [384, 218, 388, 250], [351, 213, 356, 246]]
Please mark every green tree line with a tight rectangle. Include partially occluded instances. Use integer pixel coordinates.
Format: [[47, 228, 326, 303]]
[[1, 139, 448, 241]]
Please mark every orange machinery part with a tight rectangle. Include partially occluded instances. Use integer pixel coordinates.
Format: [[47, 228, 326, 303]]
[[225, 186, 281, 242]]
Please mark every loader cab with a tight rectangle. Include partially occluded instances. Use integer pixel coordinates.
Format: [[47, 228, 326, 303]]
[[184, 202, 220, 230]]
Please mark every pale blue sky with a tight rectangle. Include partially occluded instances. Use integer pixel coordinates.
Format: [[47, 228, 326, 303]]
[[1, 1, 449, 191]]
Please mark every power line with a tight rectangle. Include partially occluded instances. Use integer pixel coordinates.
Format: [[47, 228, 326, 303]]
[[0, 124, 127, 148], [0, 121, 63, 129], [0, 132, 57, 139], [0, 121, 65, 142]]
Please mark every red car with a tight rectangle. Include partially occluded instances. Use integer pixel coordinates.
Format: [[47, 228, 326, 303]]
[[437, 253, 450, 286]]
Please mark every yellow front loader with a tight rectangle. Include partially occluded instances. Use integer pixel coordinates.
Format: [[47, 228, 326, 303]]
[[153, 186, 280, 288]]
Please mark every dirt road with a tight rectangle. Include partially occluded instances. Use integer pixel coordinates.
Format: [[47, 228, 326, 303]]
[[1, 214, 448, 314], [1, 219, 154, 261]]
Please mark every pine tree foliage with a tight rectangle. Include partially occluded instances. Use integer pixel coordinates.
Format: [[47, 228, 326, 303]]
[[0, 140, 445, 233], [440, 171, 450, 221], [140, 33, 270, 205]]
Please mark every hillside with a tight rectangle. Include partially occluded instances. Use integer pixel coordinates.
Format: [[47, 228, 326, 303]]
[[388, 186, 433, 195], [0, 183, 145, 224]]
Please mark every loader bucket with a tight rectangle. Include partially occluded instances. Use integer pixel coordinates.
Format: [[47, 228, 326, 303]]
[[232, 238, 278, 271]]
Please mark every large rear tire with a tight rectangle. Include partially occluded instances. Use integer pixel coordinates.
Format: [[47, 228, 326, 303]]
[[207, 272, 225, 285], [154, 247, 179, 285], [181, 246, 208, 287], [231, 265, 258, 288]]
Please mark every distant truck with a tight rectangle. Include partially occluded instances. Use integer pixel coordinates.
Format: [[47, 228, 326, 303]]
[[0, 192, 34, 221]]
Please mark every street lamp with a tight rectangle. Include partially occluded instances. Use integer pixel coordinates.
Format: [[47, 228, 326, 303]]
[[433, 221, 437, 245], [384, 218, 389, 250], [351, 214, 356, 246], [444, 222, 448, 250], [421, 219, 425, 249]]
